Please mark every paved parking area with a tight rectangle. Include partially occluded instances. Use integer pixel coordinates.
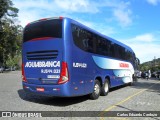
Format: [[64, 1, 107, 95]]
[[0, 71, 160, 120]]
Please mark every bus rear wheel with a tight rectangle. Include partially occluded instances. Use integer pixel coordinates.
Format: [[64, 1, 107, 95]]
[[101, 79, 109, 96], [90, 80, 101, 100]]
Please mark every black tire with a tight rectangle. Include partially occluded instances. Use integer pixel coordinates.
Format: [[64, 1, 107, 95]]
[[101, 79, 109, 96], [90, 80, 101, 100]]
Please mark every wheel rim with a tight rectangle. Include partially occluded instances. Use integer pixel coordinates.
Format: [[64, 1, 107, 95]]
[[104, 82, 109, 92], [94, 84, 100, 95]]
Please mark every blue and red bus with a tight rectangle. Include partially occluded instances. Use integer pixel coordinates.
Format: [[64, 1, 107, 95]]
[[22, 17, 139, 99]]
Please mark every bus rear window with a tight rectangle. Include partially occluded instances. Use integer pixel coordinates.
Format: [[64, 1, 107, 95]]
[[23, 19, 62, 42]]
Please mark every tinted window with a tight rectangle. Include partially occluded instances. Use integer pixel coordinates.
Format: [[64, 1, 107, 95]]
[[72, 24, 134, 62], [72, 24, 95, 53], [23, 19, 62, 42]]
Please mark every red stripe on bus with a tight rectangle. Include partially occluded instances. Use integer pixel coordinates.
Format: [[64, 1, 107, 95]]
[[30, 37, 54, 41]]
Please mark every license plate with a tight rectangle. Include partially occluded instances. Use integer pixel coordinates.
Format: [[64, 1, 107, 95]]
[[36, 88, 44, 92]]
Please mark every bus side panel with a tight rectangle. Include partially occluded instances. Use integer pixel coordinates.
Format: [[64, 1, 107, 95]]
[[71, 48, 93, 95], [64, 19, 84, 96], [92, 55, 134, 87], [65, 20, 94, 96], [64, 19, 134, 97]]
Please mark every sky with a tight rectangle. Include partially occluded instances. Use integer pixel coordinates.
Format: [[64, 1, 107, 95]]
[[12, 0, 160, 63]]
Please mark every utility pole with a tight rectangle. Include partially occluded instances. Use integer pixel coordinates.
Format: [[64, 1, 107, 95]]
[[154, 56, 156, 67]]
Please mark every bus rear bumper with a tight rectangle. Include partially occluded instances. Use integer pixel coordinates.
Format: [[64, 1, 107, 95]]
[[22, 82, 72, 97]]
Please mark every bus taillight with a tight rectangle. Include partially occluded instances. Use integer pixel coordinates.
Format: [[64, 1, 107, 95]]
[[22, 63, 27, 82], [58, 62, 69, 84]]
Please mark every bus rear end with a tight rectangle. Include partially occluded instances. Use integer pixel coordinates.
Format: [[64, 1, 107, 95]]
[[22, 17, 70, 96]]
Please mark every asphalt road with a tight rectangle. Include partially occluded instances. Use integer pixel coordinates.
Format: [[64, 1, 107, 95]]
[[0, 71, 160, 120]]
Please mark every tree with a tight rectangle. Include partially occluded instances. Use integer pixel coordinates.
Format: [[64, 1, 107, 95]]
[[139, 58, 160, 72], [0, 0, 22, 67], [1, 19, 22, 65], [0, 0, 18, 19]]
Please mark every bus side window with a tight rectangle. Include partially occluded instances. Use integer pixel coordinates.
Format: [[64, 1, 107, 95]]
[[96, 37, 107, 56], [82, 38, 89, 49], [86, 33, 93, 52], [72, 24, 94, 53], [97, 37, 102, 54], [106, 40, 111, 56], [110, 42, 115, 57], [101, 39, 107, 56], [79, 28, 86, 51]]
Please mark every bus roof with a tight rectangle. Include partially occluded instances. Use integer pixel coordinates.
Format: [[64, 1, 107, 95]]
[[25, 17, 134, 53]]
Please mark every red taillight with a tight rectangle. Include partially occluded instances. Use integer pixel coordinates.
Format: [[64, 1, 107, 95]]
[[22, 63, 27, 82], [58, 62, 69, 84]]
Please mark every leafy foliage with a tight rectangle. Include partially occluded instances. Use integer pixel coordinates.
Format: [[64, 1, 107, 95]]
[[0, 0, 18, 18], [0, 0, 22, 67], [140, 58, 160, 72]]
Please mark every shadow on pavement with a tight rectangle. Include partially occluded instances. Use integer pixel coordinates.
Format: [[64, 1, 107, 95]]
[[17, 78, 160, 106], [17, 85, 129, 106], [17, 89, 89, 106], [17, 82, 134, 106]]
